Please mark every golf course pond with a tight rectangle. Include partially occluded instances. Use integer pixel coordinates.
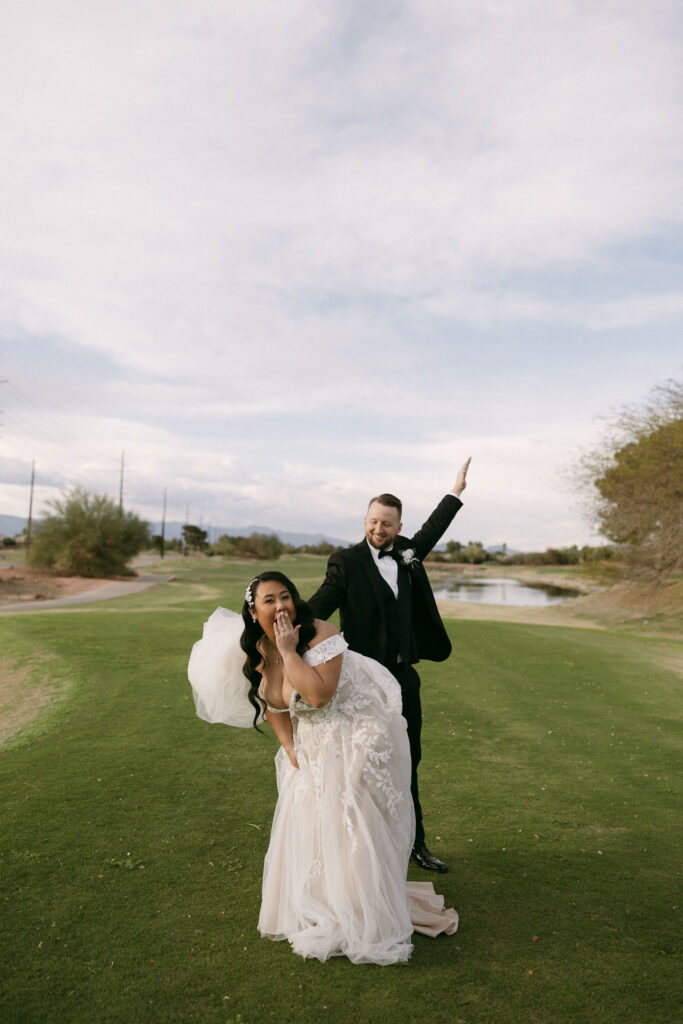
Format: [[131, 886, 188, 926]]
[[431, 575, 583, 606]]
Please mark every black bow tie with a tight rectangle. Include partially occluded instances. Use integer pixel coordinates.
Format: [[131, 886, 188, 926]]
[[378, 547, 396, 559]]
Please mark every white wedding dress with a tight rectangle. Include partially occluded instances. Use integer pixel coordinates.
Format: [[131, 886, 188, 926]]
[[188, 608, 458, 965]]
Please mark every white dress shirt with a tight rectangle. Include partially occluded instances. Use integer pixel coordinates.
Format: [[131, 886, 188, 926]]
[[367, 539, 399, 598]]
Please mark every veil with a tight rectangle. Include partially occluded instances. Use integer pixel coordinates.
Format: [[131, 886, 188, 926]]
[[188, 606, 264, 728]]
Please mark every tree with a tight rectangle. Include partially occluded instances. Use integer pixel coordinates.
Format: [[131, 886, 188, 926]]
[[212, 534, 237, 556], [445, 540, 463, 560], [210, 532, 285, 559], [182, 524, 209, 551], [28, 487, 149, 576], [460, 540, 488, 564], [296, 541, 339, 556], [580, 378, 683, 583], [234, 532, 284, 559]]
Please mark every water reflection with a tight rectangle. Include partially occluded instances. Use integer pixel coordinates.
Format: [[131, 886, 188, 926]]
[[431, 576, 582, 607]]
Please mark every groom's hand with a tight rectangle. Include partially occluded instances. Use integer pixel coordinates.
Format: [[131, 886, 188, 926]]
[[452, 457, 471, 498]]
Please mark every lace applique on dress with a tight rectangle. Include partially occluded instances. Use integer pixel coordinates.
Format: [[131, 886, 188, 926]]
[[260, 644, 420, 964], [303, 634, 348, 667]]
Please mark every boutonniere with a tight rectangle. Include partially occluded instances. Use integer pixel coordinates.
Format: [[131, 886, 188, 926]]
[[399, 548, 421, 569]]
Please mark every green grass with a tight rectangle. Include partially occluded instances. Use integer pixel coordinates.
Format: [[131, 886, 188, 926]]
[[1, 557, 681, 1024]]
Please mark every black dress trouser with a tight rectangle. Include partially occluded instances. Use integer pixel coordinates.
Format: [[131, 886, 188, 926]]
[[389, 662, 424, 847]]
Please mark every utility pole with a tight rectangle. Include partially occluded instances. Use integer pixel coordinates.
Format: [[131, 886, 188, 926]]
[[26, 461, 35, 549], [119, 451, 125, 512], [160, 488, 167, 559]]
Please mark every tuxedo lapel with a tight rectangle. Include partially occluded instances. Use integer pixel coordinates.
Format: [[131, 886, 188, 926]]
[[355, 540, 388, 609]]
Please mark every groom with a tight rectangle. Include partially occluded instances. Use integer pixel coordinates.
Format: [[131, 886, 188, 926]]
[[308, 458, 470, 872]]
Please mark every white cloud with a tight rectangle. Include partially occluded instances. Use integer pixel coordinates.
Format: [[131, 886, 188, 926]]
[[0, 1, 681, 549], [584, 292, 683, 330], [2, 1, 681, 371]]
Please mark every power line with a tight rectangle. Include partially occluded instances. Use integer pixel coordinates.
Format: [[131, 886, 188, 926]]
[[3, 380, 83, 446], [0, 377, 125, 502], [0, 376, 178, 522], [1, 378, 116, 471]]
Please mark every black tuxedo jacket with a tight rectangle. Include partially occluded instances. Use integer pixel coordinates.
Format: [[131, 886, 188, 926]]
[[308, 494, 462, 667]]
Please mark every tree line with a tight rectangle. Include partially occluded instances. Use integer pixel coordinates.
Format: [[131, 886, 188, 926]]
[[155, 526, 340, 560], [20, 493, 342, 577], [425, 541, 617, 566]]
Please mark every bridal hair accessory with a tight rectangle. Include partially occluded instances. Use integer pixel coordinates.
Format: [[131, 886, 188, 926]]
[[245, 578, 259, 608]]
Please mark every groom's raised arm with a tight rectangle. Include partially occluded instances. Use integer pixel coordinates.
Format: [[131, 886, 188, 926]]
[[307, 551, 347, 620], [410, 457, 471, 560], [410, 494, 463, 560]]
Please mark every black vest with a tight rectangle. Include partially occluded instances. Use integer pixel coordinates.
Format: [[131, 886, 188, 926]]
[[377, 570, 414, 666]]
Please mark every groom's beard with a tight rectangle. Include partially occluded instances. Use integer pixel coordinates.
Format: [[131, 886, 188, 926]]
[[367, 537, 392, 550], [366, 531, 399, 550]]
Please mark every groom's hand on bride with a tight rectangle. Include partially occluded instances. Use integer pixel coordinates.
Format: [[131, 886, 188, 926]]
[[452, 456, 472, 497]]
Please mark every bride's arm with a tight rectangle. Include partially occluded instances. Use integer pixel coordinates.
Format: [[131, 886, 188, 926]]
[[264, 707, 298, 769], [275, 614, 342, 709]]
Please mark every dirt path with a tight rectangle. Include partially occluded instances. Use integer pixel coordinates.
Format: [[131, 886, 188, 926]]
[[436, 596, 604, 629], [0, 572, 173, 613]]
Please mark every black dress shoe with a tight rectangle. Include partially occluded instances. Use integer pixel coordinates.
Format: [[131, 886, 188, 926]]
[[410, 843, 449, 873]]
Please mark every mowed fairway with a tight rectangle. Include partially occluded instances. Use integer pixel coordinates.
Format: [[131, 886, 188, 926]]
[[1, 557, 681, 1024]]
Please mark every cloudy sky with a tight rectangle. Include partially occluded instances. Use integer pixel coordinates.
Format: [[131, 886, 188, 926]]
[[1, 0, 681, 549]]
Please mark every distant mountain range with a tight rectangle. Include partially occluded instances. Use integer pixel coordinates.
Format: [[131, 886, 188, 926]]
[[1, 514, 522, 555], [148, 521, 352, 548], [0, 514, 350, 549], [0, 514, 31, 537]]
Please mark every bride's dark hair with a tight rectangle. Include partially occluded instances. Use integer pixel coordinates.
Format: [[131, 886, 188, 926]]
[[240, 571, 317, 729]]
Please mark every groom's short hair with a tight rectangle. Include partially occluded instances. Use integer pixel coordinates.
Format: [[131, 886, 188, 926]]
[[368, 493, 402, 519]]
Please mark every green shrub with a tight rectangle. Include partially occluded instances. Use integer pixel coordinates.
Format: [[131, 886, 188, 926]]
[[27, 487, 149, 576]]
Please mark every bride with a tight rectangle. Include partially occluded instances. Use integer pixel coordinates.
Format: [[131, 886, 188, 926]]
[[188, 570, 457, 965]]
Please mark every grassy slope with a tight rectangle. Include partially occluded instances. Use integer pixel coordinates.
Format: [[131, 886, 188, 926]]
[[1, 557, 681, 1024]]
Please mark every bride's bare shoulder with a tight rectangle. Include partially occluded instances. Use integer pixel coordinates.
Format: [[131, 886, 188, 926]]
[[310, 619, 340, 645]]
